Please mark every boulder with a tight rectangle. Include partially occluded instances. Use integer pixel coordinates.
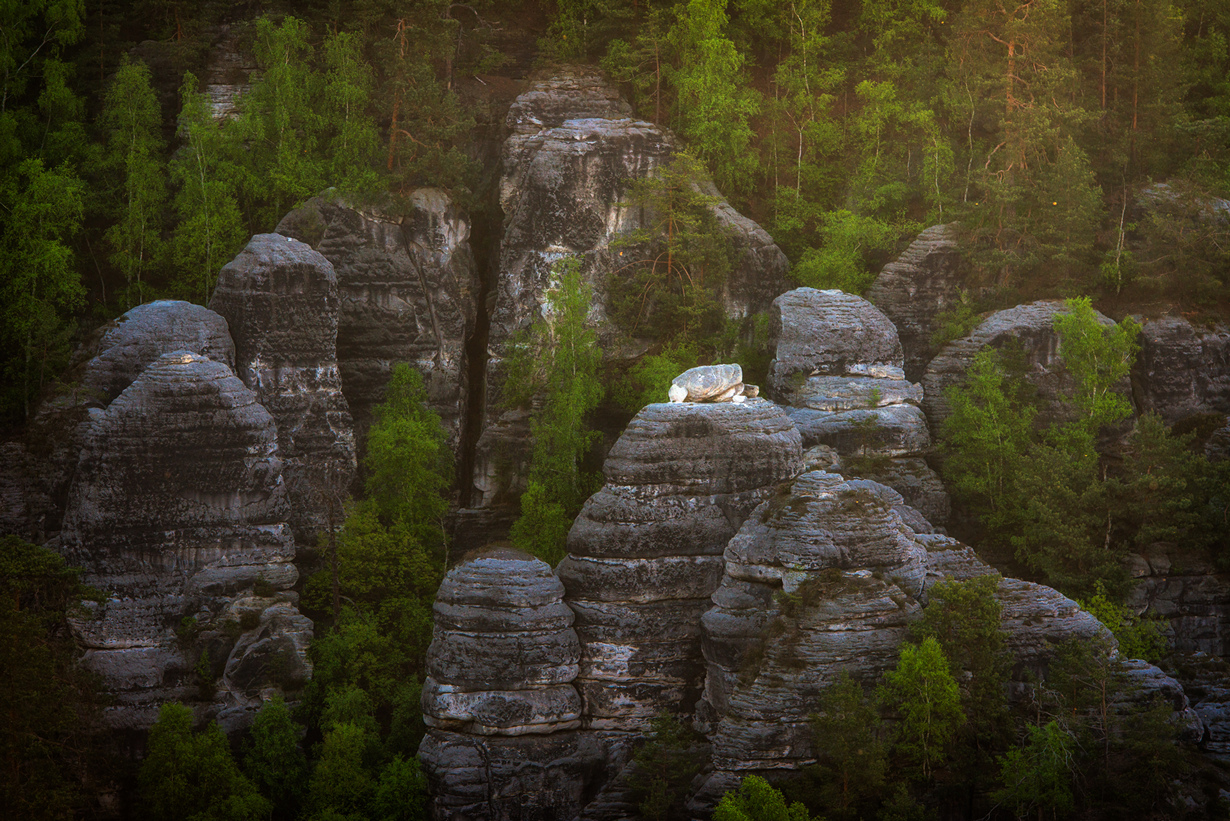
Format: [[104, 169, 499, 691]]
[[669, 364, 751, 403], [785, 404, 932, 456], [1133, 316, 1230, 426], [558, 400, 802, 732], [210, 234, 356, 538], [865, 224, 964, 381], [59, 352, 310, 729], [275, 190, 478, 453], [766, 288, 904, 397]]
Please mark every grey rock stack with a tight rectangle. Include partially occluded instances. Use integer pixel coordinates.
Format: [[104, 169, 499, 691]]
[[1133, 316, 1230, 426], [768, 288, 949, 523], [418, 547, 603, 821], [692, 470, 927, 807], [210, 233, 356, 538], [865, 224, 963, 380], [557, 400, 802, 731], [60, 352, 309, 728], [275, 191, 478, 452]]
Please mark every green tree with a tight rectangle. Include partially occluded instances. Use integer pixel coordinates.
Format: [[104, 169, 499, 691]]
[[1078, 581, 1168, 661], [669, 0, 761, 197], [790, 210, 902, 294], [305, 722, 375, 821], [631, 712, 706, 821], [138, 703, 270, 821], [322, 30, 381, 195], [0, 158, 84, 420], [878, 637, 965, 781], [168, 71, 246, 304], [713, 774, 816, 821], [99, 57, 165, 307], [371, 756, 430, 821], [507, 257, 604, 565], [243, 695, 308, 821], [992, 720, 1075, 820], [807, 672, 887, 819], [1052, 297, 1140, 432]]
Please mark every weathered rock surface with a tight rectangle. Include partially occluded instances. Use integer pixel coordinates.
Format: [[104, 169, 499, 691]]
[[558, 400, 802, 732], [1133, 316, 1230, 426], [472, 67, 789, 514], [693, 471, 925, 803], [767, 288, 905, 396], [669, 364, 752, 403], [1127, 542, 1230, 656], [419, 547, 604, 820], [210, 234, 356, 537], [921, 300, 1123, 431], [866, 224, 964, 381], [59, 352, 310, 729], [276, 190, 478, 452], [768, 288, 949, 524]]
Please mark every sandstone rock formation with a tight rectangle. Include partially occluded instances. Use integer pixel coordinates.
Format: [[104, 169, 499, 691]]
[[767, 288, 949, 523], [275, 190, 478, 452], [1127, 542, 1230, 656], [865, 223, 964, 380], [921, 299, 1124, 432], [59, 352, 310, 729], [558, 400, 803, 732], [669, 364, 755, 403], [210, 233, 356, 537], [418, 547, 604, 821], [692, 470, 927, 806], [1133, 316, 1230, 426]]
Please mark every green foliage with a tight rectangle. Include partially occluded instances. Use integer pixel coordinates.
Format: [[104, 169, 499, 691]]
[[243, 695, 308, 821], [138, 703, 270, 821], [1052, 297, 1140, 432], [713, 775, 816, 821], [609, 152, 733, 345], [508, 257, 604, 565], [611, 341, 700, 412], [878, 637, 964, 781], [98, 57, 166, 307], [1079, 582, 1169, 662], [928, 294, 979, 350], [992, 721, 1075, 819], [631, 712, 706, 821], [790, 210, 903, 294], [806, 673, 887, 819], [306, 722, 375, 821]]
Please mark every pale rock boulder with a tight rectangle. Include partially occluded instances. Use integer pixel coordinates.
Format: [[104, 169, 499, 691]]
[[210, 234, 356, 539], [669, 363, 756, 403]]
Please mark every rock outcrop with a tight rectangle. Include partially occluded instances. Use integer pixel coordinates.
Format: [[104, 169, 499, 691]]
[[865, 223, 964, 381], [1133, 316, 1230, 426], [276, 190, 478, 453], [921, 299, 1124, 432], [210, 234, 356, 538], [692, 471, 927, 805], [59, 352, 310, 729], [470, 67, 789, 514], [1127, 542, 1230, 657], [558, 400, 803, 732], [418, 547, 604, 821], [767, 288, 949, 523]]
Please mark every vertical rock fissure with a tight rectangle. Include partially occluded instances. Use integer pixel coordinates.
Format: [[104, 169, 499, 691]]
[[457, 195, 501, 508]]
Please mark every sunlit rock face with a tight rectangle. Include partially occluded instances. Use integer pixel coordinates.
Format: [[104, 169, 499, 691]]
[[691, 470, 925, 809], [768, 287, 950, 524], [60, 352, 310, 730], [275, 190, 478, 455], [418, 547, 603, 821], [1133, 316, 1230, 426], [210, 234, 356, 539], [557, 400, 802, 733], [470, 66, 790, 514], [865, 223, 964, 381]]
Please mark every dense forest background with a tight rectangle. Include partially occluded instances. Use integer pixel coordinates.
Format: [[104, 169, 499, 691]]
[[3, 0, 1230, 819]]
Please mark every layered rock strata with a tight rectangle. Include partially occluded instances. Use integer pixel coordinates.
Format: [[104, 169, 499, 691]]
[[275, 190, 478, 452], [418, 547, 603, 821], [472, 67, 789, 511], [1127, 542, 1230, 656], [210, 234, 356, 537], [557, 400, 803, 732], [692, 471, 927, 805], [865, 224, 964, 381], [767, 288, 949, 524], [1133, 316, 1230, 426], [59, 352, 310, 729]]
